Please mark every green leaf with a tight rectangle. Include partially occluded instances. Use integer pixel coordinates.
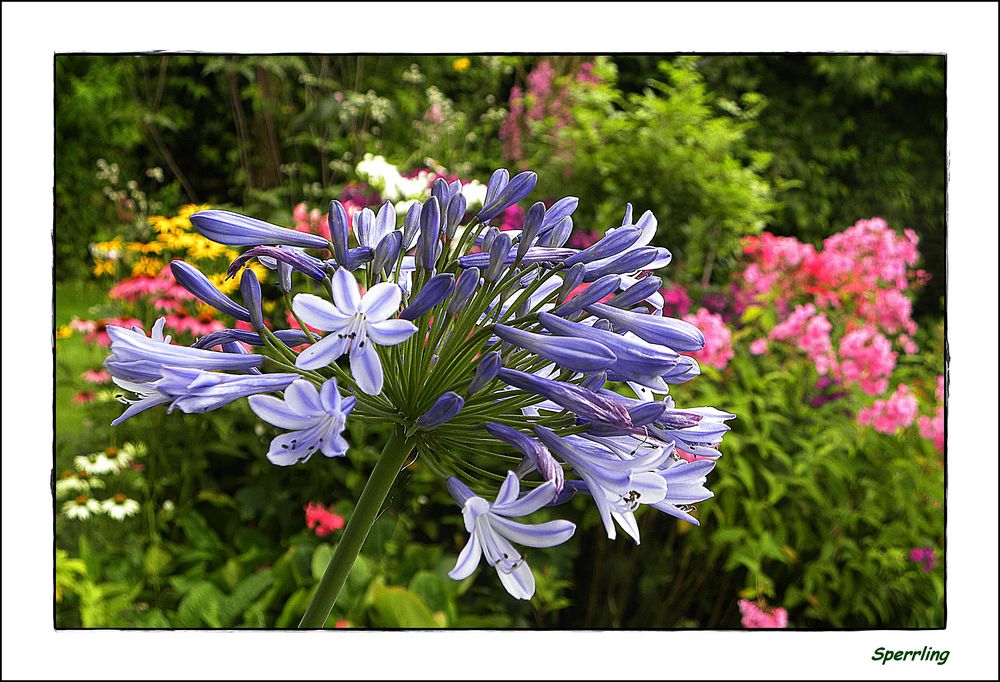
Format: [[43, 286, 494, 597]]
[[368, 585, 441, 628]]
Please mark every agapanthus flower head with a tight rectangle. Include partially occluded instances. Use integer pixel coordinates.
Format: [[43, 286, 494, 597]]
[[103, 166, 732, 603]]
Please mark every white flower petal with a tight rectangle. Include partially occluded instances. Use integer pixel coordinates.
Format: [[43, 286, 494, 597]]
[[360, 282, 402, 320], [350, 342, 383, 395], [448, 532, 482, 580], [366, 319, 417, 346], [293, 294, 351, 332], [296, 333, 350, 370], [331, 268, 362, 314], [248, 394, 319, 430]]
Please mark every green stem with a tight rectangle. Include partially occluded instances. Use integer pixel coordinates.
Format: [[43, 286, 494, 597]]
[[297, 427, 413, 628]]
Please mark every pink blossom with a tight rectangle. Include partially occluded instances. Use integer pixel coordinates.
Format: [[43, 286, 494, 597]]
[[72, 391, 96, 405], [837, 326, 896, 395], [660, 284, 692, 317], [935, 374, 945, 402], [749, 338, 769, 355], [109, 276, 171, 301], [682, 308, 733, 370], [909, 547, 937, 572], [69, 317, 98, 334], [738, 599, 789, 628], [305, 502, 346, 538], [918, 409, 944, 452], [81, 369, 111, 384], [857, 383, 919, 433]]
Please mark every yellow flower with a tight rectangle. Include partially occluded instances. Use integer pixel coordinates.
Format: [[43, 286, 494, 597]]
[[452, 57, 471, 72], [209, 272, 240, 295], [178, 204, 211, 219], [127, 241, 164, 254], [56, 324, 73, 339], [186, 235, 229, 261], [132, 256, 164, 277], [93, 259, 116, 277], [94, 236, 124, 253]]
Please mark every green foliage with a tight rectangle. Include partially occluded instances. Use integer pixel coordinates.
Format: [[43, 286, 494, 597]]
[[517, 57, 775, 284]]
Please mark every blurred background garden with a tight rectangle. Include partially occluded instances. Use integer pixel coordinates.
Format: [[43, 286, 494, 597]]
[[54, 53, 945, 629]]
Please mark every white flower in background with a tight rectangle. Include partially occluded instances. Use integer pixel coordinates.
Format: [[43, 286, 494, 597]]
[[63, 496, 102, 521], [460, 179, 488, 210], [74, 451, 118, 475], [55, 471, 105, 498], [102, 494, 141, 521], [356, 154, 434, 202]]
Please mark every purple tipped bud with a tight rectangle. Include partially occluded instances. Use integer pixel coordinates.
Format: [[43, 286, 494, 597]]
[[219, 340, 263, 374], [485, 232, 511, 282], [193, 328, 309, 350], [586, 302, 705, 351], [516, 202, 546, 260], [417, 391, 464, 430], [478, 171, 537, 222], [418, 197, 442, 270], [328, 200, 350, 265], [446, 476, 476, 506], [563, 226, 643, 267], [402, 202, 422, 250], [483, 168, 510, 212], [537, 197, 579, 239], [662, 355, 702, 383], [401, 273, 455, 320], [582, 371, 607, 392], [228, 246, 327, 282], [539, 216, 573, 248], [493, 324, 616, 373], [607, 276, 663, 310], [557, 263, 586, 302], [481, 226, 500, 253], [592, 319, 614, 332], [344, 246, 375, 271], [628, 400, 667, 427], [498, 368, 632, 429], [239, 268, 264, 331], [447, 266, 481, 315], [583, 246, 660, 281], [352, 207, 375, 248], [553, 274, 622, 316], [170, 260, 251, 322], [621, 203, 634, 227], [486, 422, 564, 495], [445, 193, 467, 240], [190, 209, 329, 249], [372, 229, 402, 276], [468, 350, 502, 394], [657, 408, 704, 430]]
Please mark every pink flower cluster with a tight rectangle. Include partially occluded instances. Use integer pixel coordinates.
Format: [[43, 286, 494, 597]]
[[740, 219, 927, 394], [660, 284, 692, 318], [304, 502, 346, 538], [500, 59, 599, 162], [737, 599, 789, 629], [682, 308, 734, 370], [857, 383, 919, 433], [909, 546, 937, 572], [918, 375, 945, 452]]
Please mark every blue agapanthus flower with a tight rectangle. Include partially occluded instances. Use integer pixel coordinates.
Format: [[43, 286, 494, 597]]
[[104, 166, 734, 609]]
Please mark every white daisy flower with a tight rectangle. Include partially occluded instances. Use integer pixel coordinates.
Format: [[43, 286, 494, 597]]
[[102, 494, 141, 521], [55, 471, 105, 498], [74, 451, 117, 475], [63, 496, 102, 520]]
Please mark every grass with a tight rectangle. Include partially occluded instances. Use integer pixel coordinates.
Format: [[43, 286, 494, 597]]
[[55, 279, 114, 451]]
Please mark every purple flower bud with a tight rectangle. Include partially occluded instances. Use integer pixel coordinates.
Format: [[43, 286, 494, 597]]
[[483, 168, 509, 212], [657, 408, 704, 430], [621, 203, 634, 227], [586, 302, 705, 351], [536, 197, 579, 239], [486, 422, 564, 495], [481, 226, 500, 253], [372, 229, 402, 276], [193, 328, 309, 350], [417, 391, 464, 429], [418, 196, 442, 270], [227, 246, 327, 282], [516, 202, 546, 260], [344, 246, 375, 271], [563, 226, 643, 267], [538, 216, 573, 248], [445, 192, 467, 240], [431, 177, 457, 216], [662, 355, 701, 383], [328, 200, 350, 265], [478, 171, 537, 222], [401, 273, 455, 320], [352, 207, 375, 247], [219, 340, 263, 374], [468, 350, 502, 394], [492, 324, 616, 373], [498, 368, 632, 429], [581, 371, 607, 392], [190, 210, 330, 249], [606, 276, 662, 309], [628, 400, 667, 427], [537, 311, 679, 384], [485, 232, 512, 282], [402, 202, 422, 250], [447, 266, 481, 315], [583, 246, 660, 281], [553, 274, 622, 316], [240, 268, 264, 331], [592, 319, 614, 332], [170, 260, 251, 322], [557, 263, 586, 302], [457, 246, 575, 271]]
